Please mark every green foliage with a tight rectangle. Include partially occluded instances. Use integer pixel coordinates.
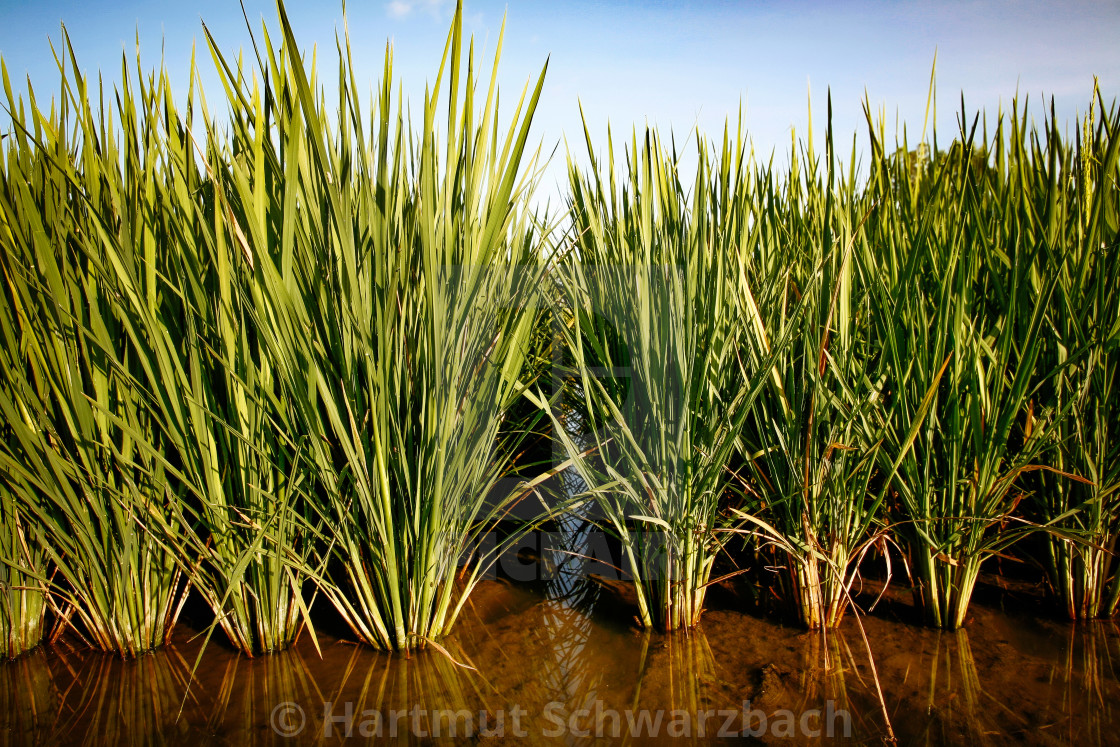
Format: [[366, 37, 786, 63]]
[[859, 93, 1119, 628], [540, 121, 779, 631], [1, 0, 1117, 655], [1031, 90, 1120, 620], [242, 3, 553, 650], [733, 96, 889, 629], [0, 60, 188, 655], [0, 0, 552, 655]]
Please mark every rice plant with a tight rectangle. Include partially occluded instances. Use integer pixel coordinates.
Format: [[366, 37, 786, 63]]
[[860, 101, 1077, 630], [0, 54, 188, 655], [118, 25, 329, 656], [1033, 89, 1120, 619], [544, 121, 782, 631], [0, 260, 49, 657], [0, 0, 554, 655], [0, 487, 47, 658], [223, 2, 553, 650], [733, 100, 891, 629]]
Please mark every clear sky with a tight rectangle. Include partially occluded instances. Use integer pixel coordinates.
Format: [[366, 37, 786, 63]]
[[2, 0, 1119, 208]]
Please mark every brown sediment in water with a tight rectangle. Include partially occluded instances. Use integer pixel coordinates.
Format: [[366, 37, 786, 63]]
[[1, 575, 1117, 745]]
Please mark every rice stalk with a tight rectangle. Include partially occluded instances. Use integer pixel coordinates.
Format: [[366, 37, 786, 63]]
[[861, 96, 1082, 629], [1032, 86, 1120, 619]]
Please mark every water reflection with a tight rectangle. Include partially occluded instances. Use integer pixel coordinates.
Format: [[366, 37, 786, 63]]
[[1037, 620, 1120, 745], [204, 646, 333, 744], [0, 649, 54, 746], [276, 642, 497, 745], [537, 468, 608, 714], [621, 629, 720, 745], [3, 576, 1120, 745], [917, 630, 994, 744], [796, 630, 851, 707], [35, 639, 200, 746]]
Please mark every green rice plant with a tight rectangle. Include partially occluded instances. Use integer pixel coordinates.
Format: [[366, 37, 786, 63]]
[[76, 9, 346, 656], [860, 100, 1075, 630], [732, 100, 892, 629], [1, 0, 552, 655], [111, 26, 328, 656], [0, 486, 47, 658], [0, 259, 49, 657], [215, 1, 553, 650], [0, 53, 188, 655], [1031, 89, 1120, 619], [542, 121, 783, 631]]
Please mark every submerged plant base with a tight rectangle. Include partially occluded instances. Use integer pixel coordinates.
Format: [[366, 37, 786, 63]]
[[206, 581, 305, 657], [326, 568, 473, 652], [788, 558, 850, 630], [1048, 535, 1120, 620], [623, 533, 715, 632], [642, 581, 707, 633], [59, 570, 188, 659], [911, 548, 983, 630], [1, 588, 46, 659]]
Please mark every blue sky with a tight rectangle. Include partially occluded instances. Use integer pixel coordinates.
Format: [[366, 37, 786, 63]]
[[2, 0, 1119, 207]]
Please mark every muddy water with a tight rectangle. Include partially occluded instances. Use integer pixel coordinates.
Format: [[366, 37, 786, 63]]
[[1, 562, 1117, 746]]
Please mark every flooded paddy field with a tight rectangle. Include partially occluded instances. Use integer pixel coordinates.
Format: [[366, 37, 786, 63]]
[[3, 567, 1117, 746]]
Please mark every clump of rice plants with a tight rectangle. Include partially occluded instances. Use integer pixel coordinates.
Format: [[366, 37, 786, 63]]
[[0, 0, 553, 655], [126, 21, 329, 656], [0, 58, 188, 655], [860, 100, 1088, 630], [2, 0, 1117, 652], [1032, 89, 1120, 619], [0, 10, 323, 658], [733, 99, 892, 629], [544, 122, 781, 631], [232, 2, 552, 650]]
